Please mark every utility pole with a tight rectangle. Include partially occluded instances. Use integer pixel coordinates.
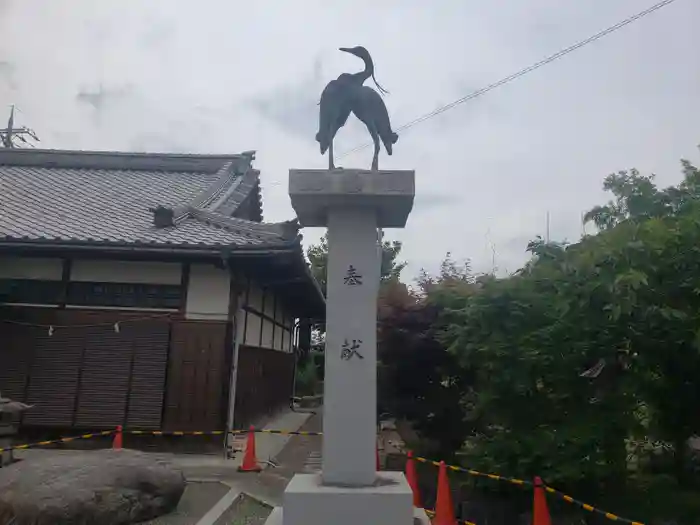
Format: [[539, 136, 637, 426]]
[[0, 105, 40, 148]]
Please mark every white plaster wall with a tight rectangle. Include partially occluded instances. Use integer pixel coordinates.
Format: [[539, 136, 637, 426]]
[[261, 318, 274, 349], [248, 282, 264, 310], [263, 292, 276, 317], [274, 296, 293, 352], [283, 329, 291, 352], [245, 311, 262, 345], [284, 316, 296, 352], [244, 312, 289, 350], [239, 282, 297, 352], [0, 256, 63, 280], [185, 264, 230, 321], [70, 260, 182, 285], [273, 325, 283, 350]]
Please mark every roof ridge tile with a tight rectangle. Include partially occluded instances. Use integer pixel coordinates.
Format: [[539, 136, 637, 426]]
[[0, 148, 256, 173], [149, 161, 242, 228], [187, 207, 296, 240], [206, 168, 257, 215]]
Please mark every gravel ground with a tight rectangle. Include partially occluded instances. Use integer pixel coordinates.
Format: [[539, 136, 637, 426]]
[[141, 481, 230, 525], [213, 494, 271, 525]]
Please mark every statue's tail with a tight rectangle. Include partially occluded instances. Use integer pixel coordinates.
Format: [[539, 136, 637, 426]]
[[382, 131, 399, 156], [372, 73, 390, 96]]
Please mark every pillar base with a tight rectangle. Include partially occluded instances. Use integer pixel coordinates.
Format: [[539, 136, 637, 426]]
[[264, 472, 427, 525], [288, 168, 415, 228]]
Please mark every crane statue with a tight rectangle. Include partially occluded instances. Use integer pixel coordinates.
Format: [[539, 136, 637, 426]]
[[316, 46, 398, 171]]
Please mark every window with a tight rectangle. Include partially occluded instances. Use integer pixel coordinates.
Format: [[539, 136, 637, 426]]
[[0, 279, 64, 304], [66, 282, 183, 309], [0, 278, 184, 309]]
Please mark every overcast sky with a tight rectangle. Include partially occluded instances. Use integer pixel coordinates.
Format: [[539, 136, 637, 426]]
[[1, 0, 698, 280]]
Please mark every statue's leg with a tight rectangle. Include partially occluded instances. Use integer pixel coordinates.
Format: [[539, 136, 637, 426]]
[[328, 139, 335, 170], [367, 124, 380, 171]]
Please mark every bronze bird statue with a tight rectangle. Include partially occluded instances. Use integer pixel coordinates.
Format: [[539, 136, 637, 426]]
[[336, 46, 389, 94], [316, 46, 398, 171]]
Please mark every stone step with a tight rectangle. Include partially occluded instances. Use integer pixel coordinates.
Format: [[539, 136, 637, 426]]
[[303, 451, 322, 473]]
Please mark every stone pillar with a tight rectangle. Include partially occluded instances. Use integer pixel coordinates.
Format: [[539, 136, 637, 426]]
[[322, 207, 381, 485], [265, 168, 428, 525]]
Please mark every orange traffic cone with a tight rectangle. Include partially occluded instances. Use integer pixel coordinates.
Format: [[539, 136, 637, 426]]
[[238, 425, 262, 472], [434, 461, 456, 525], [533, 477, 552, 525], [405, 451, 422, 508], [112, 425, 123, 450]]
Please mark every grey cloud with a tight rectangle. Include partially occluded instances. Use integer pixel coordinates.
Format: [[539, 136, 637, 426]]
[[0, 61, 16, 90], [248, 53, 379, 148], [1, 0, 698, 281], [127, 132, 191, 154], [248, 56, 324, 140], [76, 84, 134, 111], [412, 192, 462, 215], [139, 21, 172, 48]]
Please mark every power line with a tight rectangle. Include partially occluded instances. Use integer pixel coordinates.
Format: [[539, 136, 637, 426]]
[[337, 0, 681, 159]]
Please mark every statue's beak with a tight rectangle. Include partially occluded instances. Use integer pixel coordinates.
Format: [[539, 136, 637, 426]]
[[339, 47, 353, 54]]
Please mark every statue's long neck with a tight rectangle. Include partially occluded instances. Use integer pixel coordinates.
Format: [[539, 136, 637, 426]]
[[357, 56, 374, 84]]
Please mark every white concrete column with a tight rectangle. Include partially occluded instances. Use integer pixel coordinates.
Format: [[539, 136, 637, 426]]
[[322, 207, 381, 486], [272, 168, 428, 525]]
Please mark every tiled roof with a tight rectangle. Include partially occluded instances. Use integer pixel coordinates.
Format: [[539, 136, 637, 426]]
[[0, 148, 299, 250]]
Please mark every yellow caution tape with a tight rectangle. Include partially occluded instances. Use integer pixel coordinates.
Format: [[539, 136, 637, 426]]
[[0, 426, 645, 525], [0, 430, 114, 453], [412, 456, 644, 524], [126, 430, 226, 436], [545, 487, 645, 525], [413, 455, 529, 488], [124, 428, 322, 436], [256, 429, 323, 436]]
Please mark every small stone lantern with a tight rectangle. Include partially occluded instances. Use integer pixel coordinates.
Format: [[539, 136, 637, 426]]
[[0, 392, 32, 467]]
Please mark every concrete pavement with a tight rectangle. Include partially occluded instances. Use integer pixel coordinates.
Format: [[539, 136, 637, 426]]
[[235, 410, 324, 507], [10, 408, 317, 525], [12, 408, 313, 481]]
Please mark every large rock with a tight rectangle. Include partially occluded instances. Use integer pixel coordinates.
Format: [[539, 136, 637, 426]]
[[0, 448, 186, 524]]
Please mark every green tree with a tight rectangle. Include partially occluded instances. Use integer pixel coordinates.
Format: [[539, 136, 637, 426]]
[[584, 147, 700, 230], [416, 251, 474, 296], [440, 148, 700, 495], [441, 238, 639, 489], [377, 255, 476, 459], [582, 149, 700, 486]]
